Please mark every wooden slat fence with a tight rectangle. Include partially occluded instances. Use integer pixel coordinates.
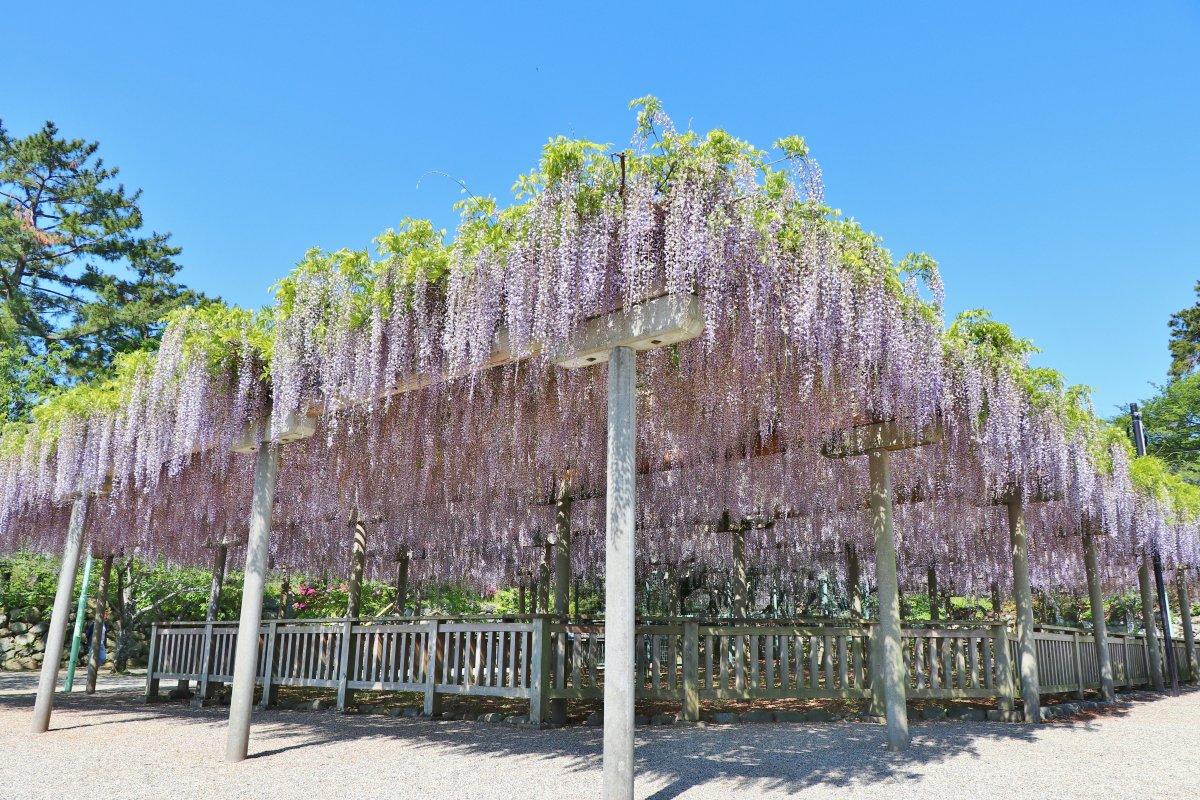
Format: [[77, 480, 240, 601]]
[[149, 617, 1199, 720]]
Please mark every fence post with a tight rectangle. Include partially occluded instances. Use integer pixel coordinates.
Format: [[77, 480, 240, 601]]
[[423, 619, 441, 717], [1178, 572, 1196, 684], [144, 623, 160, 702], [993, 623, 1015, 720], [1072, 630, 1085, 699], [257, 621, 278, 710], [681, 620, 699, 722], [336, 618, 354, 711], [1123, 635, 1131, 687], [529, 616, 550, 724], [867, 626, 885, 720], [194, 621, 215, 706]]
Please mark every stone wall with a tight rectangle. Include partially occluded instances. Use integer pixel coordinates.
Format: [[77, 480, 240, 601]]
[[0, 606, 148, 671]]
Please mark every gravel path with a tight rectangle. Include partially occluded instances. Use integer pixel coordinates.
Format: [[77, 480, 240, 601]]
[[2, 671, 1197, 799]]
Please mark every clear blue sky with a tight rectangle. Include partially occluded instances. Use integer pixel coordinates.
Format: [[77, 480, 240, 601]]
[[6, 2, 1198, 415]]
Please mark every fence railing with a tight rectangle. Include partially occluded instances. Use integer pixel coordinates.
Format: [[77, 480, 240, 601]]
[[148, 616, 1199, 721]]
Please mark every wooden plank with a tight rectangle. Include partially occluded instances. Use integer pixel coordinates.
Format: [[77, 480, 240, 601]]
[[765, 634, 776, 689], [668, 630, 679, 691], [735, 635, 746, 693], [779, 634, 791, 690], [808, 635, 819, 689], [942, 635, 953, 689], [749, 635, 760, 689], [837, 635, 848, 689]]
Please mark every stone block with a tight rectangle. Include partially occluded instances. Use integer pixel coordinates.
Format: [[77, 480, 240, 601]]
[[711, 712, 737, 724], [947, 707, 986, 721], [479, 712, 504, 723], [773, 711, 806, 722], [585, 710, 603, 726], [805, 708, 834, 722], [651, 713, 677, 725], [921, 705, 947, 721]]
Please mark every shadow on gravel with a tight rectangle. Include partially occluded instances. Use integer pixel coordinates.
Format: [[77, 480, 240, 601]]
[[0, 678, 1185, 798]]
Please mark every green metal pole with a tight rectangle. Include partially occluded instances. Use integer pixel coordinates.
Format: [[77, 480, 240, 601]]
[[62, 551, 93, 692]]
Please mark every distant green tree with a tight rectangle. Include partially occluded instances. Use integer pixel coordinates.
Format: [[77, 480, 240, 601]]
[[1169, 280, 1200, 380], [0, 120, 203, 419], [1119, 374, 1200, 484]]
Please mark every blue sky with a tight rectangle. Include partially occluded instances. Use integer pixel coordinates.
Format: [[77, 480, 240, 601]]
[[6, 2, 1198, 415]]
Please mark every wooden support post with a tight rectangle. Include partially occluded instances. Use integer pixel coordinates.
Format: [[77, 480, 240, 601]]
[[730, 521, 748, 619], [603, 346, 637, 799], [928, 564, 939, 622], [194, 541, 228, 707], [144, 623, 160, 702], [539, 540, 552, 614], [867, 626, 886, 719], [394, 550, 409, 617], [991, 582, 1002, 618], [993, 622, 1015, 718], [1007, 494, 1041, 723], [821, 420, 939, 746], [1072, 630, 1086, 699], [529, 615, 551, 724], [550, 479, 572, 725], [846, 543, 862, 619], [518, 581, 527, 616], [86, 552, 113, 694], [336, 617, 354, 711], [869, 448, 909, 750], [1083, 531, 1115, 700], [423, 619, 441, 716], [63, 550, 94, 692], [224, 442, 279, 762], [554, 480, 573, 617], [681, 619, 699, 722], [257, 620, 278, 710], [1178, 570, 1196, 683], [31, 495, 87, 733], [1139, 554, 1165, 691], [347, 511, 367, 619]]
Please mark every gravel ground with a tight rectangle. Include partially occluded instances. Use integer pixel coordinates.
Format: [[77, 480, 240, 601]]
[[2, 671, 1197, 799]]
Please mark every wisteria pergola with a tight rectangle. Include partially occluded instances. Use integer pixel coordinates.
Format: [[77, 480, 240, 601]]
[[5, 103, 1199, 799]]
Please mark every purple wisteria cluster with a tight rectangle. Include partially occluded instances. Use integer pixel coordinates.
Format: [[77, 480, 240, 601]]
[[0, 113, 1195, 602]]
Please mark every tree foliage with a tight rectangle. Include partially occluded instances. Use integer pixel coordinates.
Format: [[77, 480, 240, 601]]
[[0, 120, 202, 419], [1169, 280, 1200, 380]]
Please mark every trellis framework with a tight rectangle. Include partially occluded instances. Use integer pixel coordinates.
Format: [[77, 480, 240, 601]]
[[4, 103, 1198, 798]]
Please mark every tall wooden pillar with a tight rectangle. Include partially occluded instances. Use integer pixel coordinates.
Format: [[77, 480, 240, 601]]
[[823, 420, 939, 751], [31, 496, 88, 733], [730, 520, 748, 619], [1139, 554, 1165, 691], [85, 552, 114, 694], [846, 543, 862, 619], [1177, 569, 1196, 683], [550, 478, 573, 725], [224, 442, 280, 762], [1083, 530, 1114, 700], [602, 346, 637, 799], [928, 564, 940, 622], [347, 511, 367, 619], [1007, 493, 1041, 723], [394, 550, 410, 616]]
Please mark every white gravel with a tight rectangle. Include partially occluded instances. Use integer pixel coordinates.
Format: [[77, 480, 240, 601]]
[[2, 671, 1198, 799]]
